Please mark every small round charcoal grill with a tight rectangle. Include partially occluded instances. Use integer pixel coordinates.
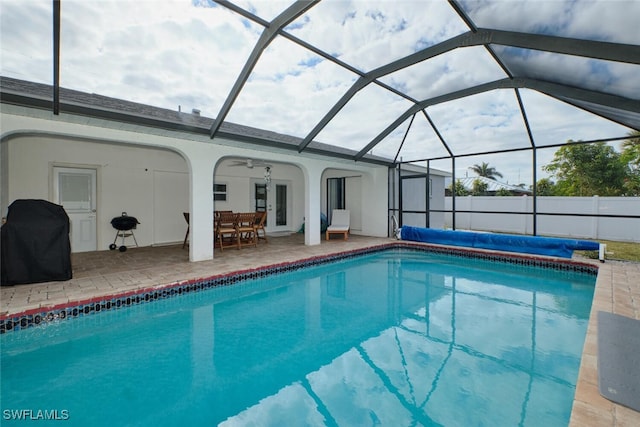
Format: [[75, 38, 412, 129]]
[[109, 212, 140, 252]]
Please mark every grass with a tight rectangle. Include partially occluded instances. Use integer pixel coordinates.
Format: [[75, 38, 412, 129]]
[[577, 240, 640, 262]]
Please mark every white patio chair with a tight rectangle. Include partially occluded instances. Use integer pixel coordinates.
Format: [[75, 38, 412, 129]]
[[325, 209, 350, 240]]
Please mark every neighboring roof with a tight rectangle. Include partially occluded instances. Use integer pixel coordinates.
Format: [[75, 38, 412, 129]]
[[1, 0, 638, 171], [455, 176, 532, 194], [399, 163, 451, 178]]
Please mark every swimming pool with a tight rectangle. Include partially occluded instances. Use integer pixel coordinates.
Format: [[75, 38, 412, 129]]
[[0, 248, 595, 426]]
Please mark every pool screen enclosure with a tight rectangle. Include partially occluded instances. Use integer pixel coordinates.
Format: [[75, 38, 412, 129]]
[[1, 0, 638, 240], [35, 0, 639, 166]]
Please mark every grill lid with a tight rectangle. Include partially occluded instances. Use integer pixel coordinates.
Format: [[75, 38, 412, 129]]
[[110, 214, 139, 230]]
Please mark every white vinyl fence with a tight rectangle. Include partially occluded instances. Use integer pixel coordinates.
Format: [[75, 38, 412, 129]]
[[444, 196, 640, 242]]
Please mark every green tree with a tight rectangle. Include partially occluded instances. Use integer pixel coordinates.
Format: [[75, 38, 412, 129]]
[[496, 188, 513, 196], [621, 130, 640, 169], [469, 162, 503, 180], [535, 178, 556, 196], [543, 141, 627, 196], [448, 179, 469, 196], [621, 131, 640, 196], [472, 178, 488, 195]]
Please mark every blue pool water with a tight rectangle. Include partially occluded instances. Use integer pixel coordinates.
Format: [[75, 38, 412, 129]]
[[1, 249, 595, 426]]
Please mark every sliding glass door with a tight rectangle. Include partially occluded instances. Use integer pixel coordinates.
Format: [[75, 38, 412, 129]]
[[327, 177, 345, 223]]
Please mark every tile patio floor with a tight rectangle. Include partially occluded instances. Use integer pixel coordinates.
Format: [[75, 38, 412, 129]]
[[1, 233, 638, 426]]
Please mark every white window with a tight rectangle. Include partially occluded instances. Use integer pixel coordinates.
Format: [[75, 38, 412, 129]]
[[213, 183, 227, 201]]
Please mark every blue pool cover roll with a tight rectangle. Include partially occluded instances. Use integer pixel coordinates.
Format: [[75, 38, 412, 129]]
[[400, 226, 600, 258]]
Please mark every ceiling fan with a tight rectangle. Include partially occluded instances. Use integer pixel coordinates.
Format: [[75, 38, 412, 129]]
[[228, 158, 272, 169]]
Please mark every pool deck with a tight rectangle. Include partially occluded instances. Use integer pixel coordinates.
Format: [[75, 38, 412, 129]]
[[1, 234, 638, 425]]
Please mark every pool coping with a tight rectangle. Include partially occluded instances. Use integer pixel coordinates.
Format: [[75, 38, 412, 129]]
[[0, 241, 598, 334]]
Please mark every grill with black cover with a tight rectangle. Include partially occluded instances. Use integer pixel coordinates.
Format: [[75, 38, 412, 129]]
[[1, 199, 72, 286]]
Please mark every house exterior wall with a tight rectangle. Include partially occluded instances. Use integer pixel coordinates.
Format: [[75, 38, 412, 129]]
[[321, 169, 364, 232], [394, 172, 447, 230], [6, 135, 189, 250], [1, 104, 391, 260], [215, 161, 305, 233]]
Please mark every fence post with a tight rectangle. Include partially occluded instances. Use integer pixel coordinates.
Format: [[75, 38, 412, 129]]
[[592, 196, 599, 240], [521, 195, 528, 235], [468, 195, 473, 230]]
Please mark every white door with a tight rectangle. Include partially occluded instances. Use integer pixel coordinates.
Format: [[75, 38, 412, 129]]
[[53, 167, 97, 252], [252, 180, 291, 232], [269, 181, 291, 232], [153, 171, 188, 245]]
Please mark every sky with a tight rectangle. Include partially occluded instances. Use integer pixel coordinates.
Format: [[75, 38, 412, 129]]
[[1, 0, 638, 186]]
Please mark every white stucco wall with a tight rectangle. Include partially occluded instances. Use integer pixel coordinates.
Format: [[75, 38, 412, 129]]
[[6, 136, 189, 250], [321, 169, 364, 231], [1, 104, 390, 261], [215, 161, 306, 233]]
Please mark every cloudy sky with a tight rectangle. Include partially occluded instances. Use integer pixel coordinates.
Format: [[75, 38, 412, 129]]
[[1, 0, 638, 186]]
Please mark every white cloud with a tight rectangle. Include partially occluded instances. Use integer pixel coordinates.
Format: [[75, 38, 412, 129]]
[[226, 36, 359, 138], [316, 83, 414, 150], [0, 1, 53, 81], [231, 0, 293, 21], [521, 90, 631, 145], [493, 46, 640, 99], [427, 89, 531, 154], [460, 0, 640, 44], [380, 46, 508, 102], [374, 114, 453, 162], [0, 0, 263, 116], [287, 0, 468, 72], [558, 1, 640, 44]]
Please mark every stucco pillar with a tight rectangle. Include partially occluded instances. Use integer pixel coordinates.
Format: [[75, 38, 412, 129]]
[[304, 164, 323, 246], [188, 152, 216, 262]]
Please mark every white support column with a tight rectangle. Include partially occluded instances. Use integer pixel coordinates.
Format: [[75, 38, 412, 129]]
[[304, 164, 323, 246], [188, 152, 216, 261]]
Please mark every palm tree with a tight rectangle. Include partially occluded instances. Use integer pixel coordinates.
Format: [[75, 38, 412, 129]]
[[469, 162, 503, 180], [447, 179, 469, 196], [472, 178, 489, 195]]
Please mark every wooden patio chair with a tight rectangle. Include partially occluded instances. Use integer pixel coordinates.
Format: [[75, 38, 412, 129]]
[[236, 212, 258, 249], [216, 212, 238, 251], [254, 211, 267, 243], [214, 210, 232, 218], [326, 209, 350, 240]]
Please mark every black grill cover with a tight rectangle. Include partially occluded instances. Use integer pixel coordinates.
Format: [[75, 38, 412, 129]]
[[1, 199, 72, 286]]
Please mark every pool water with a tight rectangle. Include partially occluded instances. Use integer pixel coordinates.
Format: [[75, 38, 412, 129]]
[[0, 249, 595, 426]]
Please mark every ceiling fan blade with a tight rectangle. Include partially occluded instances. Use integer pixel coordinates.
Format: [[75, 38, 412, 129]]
[[253, 160, 272, 167], [226, 159, 271, 168]]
